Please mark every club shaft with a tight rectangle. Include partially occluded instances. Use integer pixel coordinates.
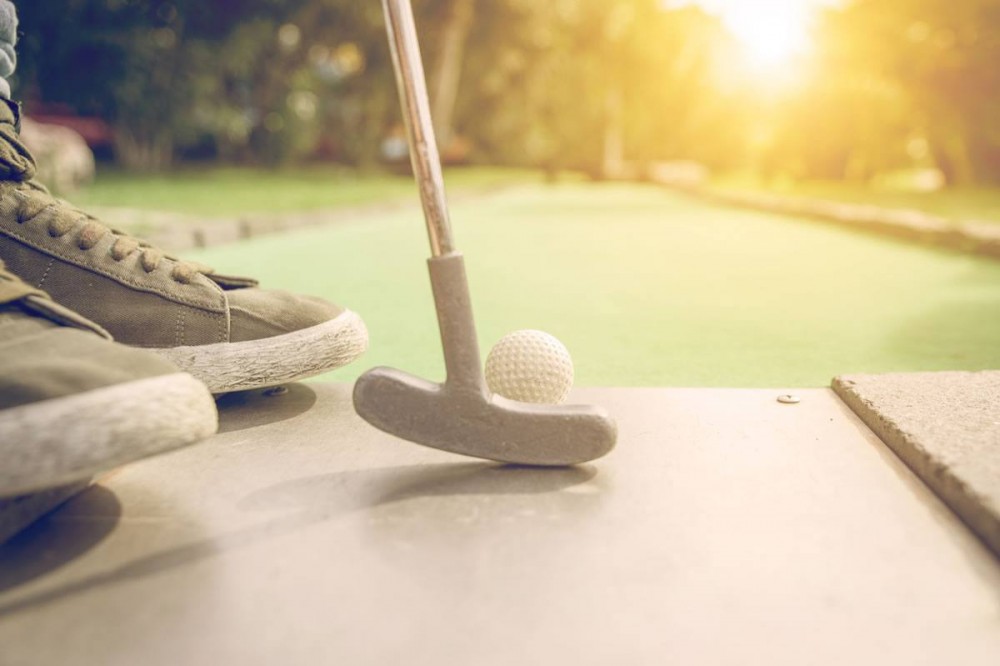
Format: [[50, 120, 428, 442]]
[[382, 0, 455, 257]]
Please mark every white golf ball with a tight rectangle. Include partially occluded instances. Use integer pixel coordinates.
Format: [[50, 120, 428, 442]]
[[485, 330, 574, 404]]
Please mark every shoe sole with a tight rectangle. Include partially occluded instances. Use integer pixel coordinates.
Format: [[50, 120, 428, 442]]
[[150, 309, 369, 394], [0, 373, 217, 498]]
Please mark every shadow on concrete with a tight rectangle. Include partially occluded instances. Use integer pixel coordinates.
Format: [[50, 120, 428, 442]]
[[0, 486, 122, 595], [239, 462, 598, 512], [373, 462, 600, 504], [0, 463, 602, 616], [361, 463, 607, 554], [216, 382, 318, 434]]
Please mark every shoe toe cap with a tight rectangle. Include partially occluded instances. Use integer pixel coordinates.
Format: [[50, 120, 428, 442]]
[[226, 288, 346, 343], [0, 329, 185, 409]]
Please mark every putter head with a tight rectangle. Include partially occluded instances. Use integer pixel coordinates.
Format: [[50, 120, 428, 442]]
[[353, 366, 617, 466]]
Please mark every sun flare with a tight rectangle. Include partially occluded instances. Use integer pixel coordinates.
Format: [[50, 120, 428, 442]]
[[723, 6, 810, 67], [667, 0, 833, 70]]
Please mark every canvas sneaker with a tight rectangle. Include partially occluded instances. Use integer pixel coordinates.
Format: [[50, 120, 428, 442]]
[[0, 259, 218, 498], [0, 100, 368, 393]]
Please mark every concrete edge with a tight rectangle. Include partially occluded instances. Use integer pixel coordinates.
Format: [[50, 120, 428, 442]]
[[651, 178, 1000, 261], [832, 376, 1000, 557]]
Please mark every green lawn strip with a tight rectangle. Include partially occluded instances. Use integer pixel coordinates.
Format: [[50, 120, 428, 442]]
[[711, 176, 1000, 224], [185, 182, 1000, 388], [70, 165, 542, 218]]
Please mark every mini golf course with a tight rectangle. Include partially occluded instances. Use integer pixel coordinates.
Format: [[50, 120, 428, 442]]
[[3, 180, 999, 665], [186, 181, 1000, 387]]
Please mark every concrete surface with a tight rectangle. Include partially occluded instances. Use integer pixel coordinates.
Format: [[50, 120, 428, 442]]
[[834, 371, 1000, 557], [1, 384, 998, 665]]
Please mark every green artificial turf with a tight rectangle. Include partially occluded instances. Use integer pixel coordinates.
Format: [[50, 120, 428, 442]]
[[185, 182, 1000, 388], [72, 165, 540, 217]]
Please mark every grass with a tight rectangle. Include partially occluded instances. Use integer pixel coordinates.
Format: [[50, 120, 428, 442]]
[[71, 165, 541, 217], [183, 181, 1000, 388], [74, 163, 1000, 225], [712, 174, 1000, 224]]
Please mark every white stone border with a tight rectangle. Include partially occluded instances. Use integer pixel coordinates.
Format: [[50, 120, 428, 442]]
[[651, 176, 1000, 260]]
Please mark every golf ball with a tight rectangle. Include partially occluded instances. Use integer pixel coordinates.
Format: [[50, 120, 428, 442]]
[[485, 330, 574, 404]]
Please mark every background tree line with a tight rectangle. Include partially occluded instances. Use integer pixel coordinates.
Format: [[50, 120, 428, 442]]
[[12, 0, 1000, 185]]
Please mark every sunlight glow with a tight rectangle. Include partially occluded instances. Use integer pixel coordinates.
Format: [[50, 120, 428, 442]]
[[665, 0, 837, 70], [724, 6, 810, 66]]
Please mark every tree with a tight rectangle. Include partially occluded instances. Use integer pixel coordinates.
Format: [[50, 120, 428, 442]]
[[15, 0, 757, 176], [16, 0, 394, 169], [454, 0, 745, 177], [773, 0, 1000, 185]]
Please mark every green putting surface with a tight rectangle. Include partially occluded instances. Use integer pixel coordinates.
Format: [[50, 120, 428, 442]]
[[74, 166, 539, 218], [186, 182, 1000, 387]]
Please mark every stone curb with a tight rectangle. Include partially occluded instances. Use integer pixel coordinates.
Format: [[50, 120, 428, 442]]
[[651, 177, 1000, 260], [88, 184, 521, 253], [833, 371, 1000, 558], [90, 198, 416, 253]]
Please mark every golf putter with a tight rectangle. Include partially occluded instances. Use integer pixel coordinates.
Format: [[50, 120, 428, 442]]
[[353, 0, 617, 466]]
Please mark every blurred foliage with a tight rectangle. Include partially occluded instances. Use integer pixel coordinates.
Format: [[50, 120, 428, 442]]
[[17, 0, 395, 168], [12, 0, 1000, 185], [763, 0, 1000, 185], [460, 1, 747, 177]]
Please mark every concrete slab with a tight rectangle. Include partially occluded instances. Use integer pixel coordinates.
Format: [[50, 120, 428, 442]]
[[1, 384, 998, 665], [834, 371, 1000, 557]]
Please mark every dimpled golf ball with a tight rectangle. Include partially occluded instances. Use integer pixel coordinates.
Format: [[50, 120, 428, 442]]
[[485, 330, 574, 404]]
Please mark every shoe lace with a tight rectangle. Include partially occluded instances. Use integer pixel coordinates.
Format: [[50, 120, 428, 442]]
[[12, 182, 211, 284]]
